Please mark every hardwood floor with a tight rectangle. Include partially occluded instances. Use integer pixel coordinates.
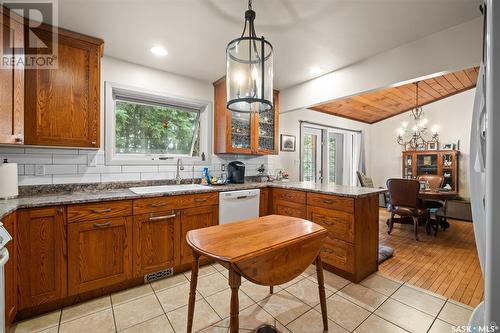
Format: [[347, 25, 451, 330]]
[[378, 208, 484, 307]]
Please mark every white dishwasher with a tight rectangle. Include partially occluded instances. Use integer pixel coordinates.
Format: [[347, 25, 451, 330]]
[[219, 189, 260, 225]]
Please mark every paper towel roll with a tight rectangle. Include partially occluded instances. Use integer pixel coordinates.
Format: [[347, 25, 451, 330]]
[[0, 162, 19, 199]]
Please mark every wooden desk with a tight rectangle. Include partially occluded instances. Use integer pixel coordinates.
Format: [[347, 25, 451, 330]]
[[186, 215, 328, 333], [419, 190, 458, 201]]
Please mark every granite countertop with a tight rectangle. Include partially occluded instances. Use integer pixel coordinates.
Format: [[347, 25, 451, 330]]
[[0, 181, 385, 220]]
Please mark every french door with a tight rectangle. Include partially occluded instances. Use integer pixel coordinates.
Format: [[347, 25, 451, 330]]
[[301, 127, 322, 182], [301, 125, 343, 184]]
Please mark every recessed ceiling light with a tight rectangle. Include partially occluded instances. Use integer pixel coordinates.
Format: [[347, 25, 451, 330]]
[[309, 66, 322, 75], [150, 46, 168, 57]]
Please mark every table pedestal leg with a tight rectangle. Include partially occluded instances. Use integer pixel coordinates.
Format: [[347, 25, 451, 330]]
[[228, 267, 241, 333], [270, 286, 274, 294], [186, 252, 200, 333], [315, 255, 328, 331]]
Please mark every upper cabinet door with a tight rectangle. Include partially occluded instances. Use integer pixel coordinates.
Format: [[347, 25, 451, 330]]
[[0, 13, 24, 144], [24, 28, 103, 148], [256, 90, 279, 154]]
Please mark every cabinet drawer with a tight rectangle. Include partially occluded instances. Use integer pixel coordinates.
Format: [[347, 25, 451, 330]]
[[68, 200, 133, 223], [307, 206, 354, 243], [274, 200, 307, 219], [307, 193, 354, 213], [133, 193, 219, 215], [272, 189, 306, 204], [321, 237, 354, 273]]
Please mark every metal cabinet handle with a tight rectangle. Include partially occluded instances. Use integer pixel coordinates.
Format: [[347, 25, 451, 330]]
[[92, 208, 112, 213], [149, 213, 176, 221], [57, 208, 64, 215], [322, 199, 334, 204], [151, 202, 167, 208], [93, 221, 112, 228], [91, 141, 97, 145], [194, 198, 207, 202]]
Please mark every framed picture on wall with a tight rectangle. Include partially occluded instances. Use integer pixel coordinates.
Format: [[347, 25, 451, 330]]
[[280, 134, 296, 152], [442, 143, 456, 150], [427, 142, 439, 150]]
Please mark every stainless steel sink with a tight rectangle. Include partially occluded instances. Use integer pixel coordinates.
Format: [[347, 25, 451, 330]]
[[129, 184, 208, 195]]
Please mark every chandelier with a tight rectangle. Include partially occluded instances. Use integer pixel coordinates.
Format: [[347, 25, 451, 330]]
[[396, 82, 439, 149], [226, 0, 274, 113]]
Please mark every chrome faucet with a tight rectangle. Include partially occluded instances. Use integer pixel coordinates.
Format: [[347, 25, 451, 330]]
[[176, 158, 184, 184]]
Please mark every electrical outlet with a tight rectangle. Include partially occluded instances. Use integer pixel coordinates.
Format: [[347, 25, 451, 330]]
[[35, 165, 45, 176]]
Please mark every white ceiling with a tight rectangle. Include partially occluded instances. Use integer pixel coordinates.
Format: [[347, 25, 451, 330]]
[[57, 0, 481, 89]]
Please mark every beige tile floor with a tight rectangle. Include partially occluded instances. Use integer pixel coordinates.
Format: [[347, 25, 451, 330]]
[[12, 264, 473, 333]]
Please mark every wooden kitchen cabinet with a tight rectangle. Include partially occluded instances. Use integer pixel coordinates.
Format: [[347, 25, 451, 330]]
[[3, 212, 17, 328], [179, 206, 218, 266], [0, 11, 24, 144], [306, 193, 378, 282], [259, 188, 269, 216], [24, 27, 104, 148], [271, 188, 307, 219], [213, 77, 279, 155], [133, 210, 179, 277], [17, 207, 67, 309], [68, 216, 133, 295]]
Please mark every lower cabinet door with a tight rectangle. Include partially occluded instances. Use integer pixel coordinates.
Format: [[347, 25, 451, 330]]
[[68, 216, 133, 295], [133, 211, 178, 277], [17, 207, 67, 309], [273, 200, 307, 219], [259, 189, 269, 216], [179, 206, 218, 266]]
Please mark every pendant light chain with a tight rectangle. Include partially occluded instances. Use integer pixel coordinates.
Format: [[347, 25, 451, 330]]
[[248, 0, 252, 10]]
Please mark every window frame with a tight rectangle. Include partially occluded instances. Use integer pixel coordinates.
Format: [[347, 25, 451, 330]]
[[105, 82, 212, 166]]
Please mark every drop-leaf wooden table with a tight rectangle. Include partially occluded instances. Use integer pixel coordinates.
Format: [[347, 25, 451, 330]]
[[186, 214, 329, 333]]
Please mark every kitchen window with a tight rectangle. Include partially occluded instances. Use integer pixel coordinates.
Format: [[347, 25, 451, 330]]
[[105, 82, 211, 165]]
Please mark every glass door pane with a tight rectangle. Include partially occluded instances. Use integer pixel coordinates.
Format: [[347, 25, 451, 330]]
[[302, 128, 322, 182], [327, 133, 343, 184], [231, 112, 251, 149], [258, 110, 274, 151]]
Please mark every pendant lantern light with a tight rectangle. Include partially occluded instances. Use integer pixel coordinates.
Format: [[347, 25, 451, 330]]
[[226, 0, 274, 113]]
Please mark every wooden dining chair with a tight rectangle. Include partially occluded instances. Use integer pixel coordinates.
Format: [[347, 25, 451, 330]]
[[386, 178, 430, 241]]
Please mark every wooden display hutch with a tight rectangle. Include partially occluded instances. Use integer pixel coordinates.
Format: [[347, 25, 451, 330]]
[[213, 77, 279, 155], [402, 150, 459, 192]]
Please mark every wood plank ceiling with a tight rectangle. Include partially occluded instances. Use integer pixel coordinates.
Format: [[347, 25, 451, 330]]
[[310, 67, 479, 124]]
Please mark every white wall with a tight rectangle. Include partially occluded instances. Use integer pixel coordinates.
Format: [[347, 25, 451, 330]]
[[0, 57, 270, 186], [269, 109, 371, 181], [369, 89, 475, 199]]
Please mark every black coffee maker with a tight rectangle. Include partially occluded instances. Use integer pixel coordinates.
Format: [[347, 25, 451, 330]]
[[227, 161, 245, 184]]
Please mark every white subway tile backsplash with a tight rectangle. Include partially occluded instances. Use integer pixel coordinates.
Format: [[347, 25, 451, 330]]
[[0, 147, 25, 154], [101, 173, 141, 182], [11, 151, 271, 186], [25, 148, 79, 155], [45, 165, 78, 175], [0, 154, 52, 164], [53, 174, 101, 184], [78, 165, 122, 174], [53, 155, 88, 165], [19, 175, 53, 186], [122, 165, 158, 173], [140, 172, 174, 181]]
